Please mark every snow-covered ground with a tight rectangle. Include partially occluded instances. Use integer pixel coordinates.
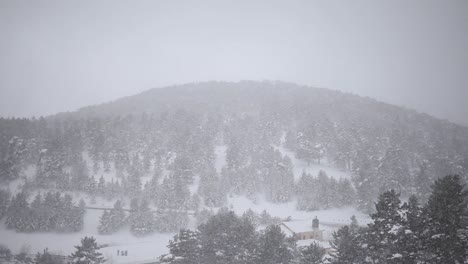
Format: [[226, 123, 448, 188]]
[[214, 145, 227, 173], [274, 145, 351, 181], [227, 195, 370, 241], [0, 143, 365, 263], [0, 194, 370, 263], [0, 208, 175, 264]]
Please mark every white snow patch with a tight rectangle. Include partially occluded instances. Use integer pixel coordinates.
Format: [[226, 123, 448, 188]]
[[214, 145, 227, 173], [273, 145, 351, 181], [0, 209, 175, 264], [227, 195, 370, 241], [189, 175, 200, 195]]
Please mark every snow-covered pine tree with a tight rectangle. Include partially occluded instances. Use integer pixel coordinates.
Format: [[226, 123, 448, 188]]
[[0, 136, 25, 181], [160, 229, 202, 264], [366, 189, 403, 263], [35, 248, 63, 264], [97, 210, 111, 235], [5, 192, 30, 232], [421, 175, 468, 263], [70, 236, 105, 264], [108, 200, 127, 233], [130, 199, 155, 236], [396, 194, 423, 263], [255, 225, 294, 264], [0, 189, 10, 219], [198, 210, 257, 264], [330, 216, 366, 264], [198, 168, 226, 207], [298, 242, 325, 264], [242, 209, 259, 228]]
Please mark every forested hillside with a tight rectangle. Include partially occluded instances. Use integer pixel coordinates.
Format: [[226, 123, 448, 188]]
[[1, 81, 467, 223]]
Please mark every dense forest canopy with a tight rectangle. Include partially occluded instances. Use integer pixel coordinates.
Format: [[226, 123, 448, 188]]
[[1, 81, 467, 217]]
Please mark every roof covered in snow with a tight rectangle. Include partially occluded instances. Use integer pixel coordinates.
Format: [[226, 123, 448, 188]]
[[281, 219, 322, 234]]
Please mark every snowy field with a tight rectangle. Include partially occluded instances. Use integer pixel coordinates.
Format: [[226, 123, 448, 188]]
[[227, 195, 369, 241], [0, 143, 367, 263], [0, 208, 175, 264], [0, 194, 369, 263], [274, 145, 351, 181]]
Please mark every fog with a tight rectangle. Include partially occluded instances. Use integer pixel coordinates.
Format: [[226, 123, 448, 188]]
[[0, 0, 467, 125]]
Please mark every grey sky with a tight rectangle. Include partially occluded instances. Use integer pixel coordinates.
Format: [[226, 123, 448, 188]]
[[0, 0, 467, 125]]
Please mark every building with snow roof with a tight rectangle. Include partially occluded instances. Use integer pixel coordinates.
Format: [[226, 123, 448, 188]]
[[280, 216, 324, 241]]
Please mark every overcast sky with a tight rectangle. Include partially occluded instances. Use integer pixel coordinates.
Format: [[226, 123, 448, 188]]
[[0, 0, 467, 125]]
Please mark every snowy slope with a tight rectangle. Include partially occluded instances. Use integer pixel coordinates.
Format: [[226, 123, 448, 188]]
[[0, 142, 366, 263], [274, 145, 351, 181]]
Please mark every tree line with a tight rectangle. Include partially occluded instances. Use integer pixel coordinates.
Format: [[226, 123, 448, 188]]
[[0, 236, 105, 264], [160, 175, 468, 264], [329, 175, 468, 264], [97, 198, 189, 236], [0, 190, 85, 233]]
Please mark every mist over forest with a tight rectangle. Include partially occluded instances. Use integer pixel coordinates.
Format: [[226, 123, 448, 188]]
[[1, 1, 467, 263], [0, 81, 467, 263]]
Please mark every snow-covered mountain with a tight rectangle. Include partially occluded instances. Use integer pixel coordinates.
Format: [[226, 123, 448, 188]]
[[51, 80, 468, 203], [1, 81, 467, 262]]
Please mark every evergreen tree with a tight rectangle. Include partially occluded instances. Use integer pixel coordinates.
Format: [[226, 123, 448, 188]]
[[109, 200, 127, 232], [329, 216, 367, 264], [97, 210, 111, 234], [0, 189, 10, 219], [0, 245, 12, 262], [298, 242, 325, 264], [242, 209, 259, 228], [70, 236, 105, 264], [97, 176, 105, 194], [195, 209, 214, 227], [160, 229, 202, 264], [198, 211, 257, 264], [256, 225, 294, 264], [198, 169, 226, 207], [0, 136, 25, 181], [130, 199, 155, 236], [422, 175, 468, 263], [98, 200, 126, 235], [366, 189, 403, 263], [396, 195, 423, 263], [5, 192, 30, 232], [35, 248, 64, 264], [15, 252, 33, 264]]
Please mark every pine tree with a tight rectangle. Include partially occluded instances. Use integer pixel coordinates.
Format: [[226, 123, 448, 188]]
[[5, 192, 30, 232], [109, 200, 127, 232], [97, 210, 111, 234], [0, 245, 12, 262], [30, 193, 43, 232], [70, 236, 105, 264], [366, 189, 403, 263], [198, 169, 226, 207], [195, 209, 214, 227], [396, 195, 423, 263], [198, 211, 257, 264], [35, 248, 64, 264], [160, 229, 202, 264], [299, 242, 325, 264], [15, 252, 33, 264], [97, 176, 105, 194], [242, 209, 259, 228], [130, 199, 155, 236], [329, 224, 364, 264], [0, 189, 10, 219], [337, 178, 356, 207], [422, 175, 468, 263], [0, 136, 25, 181], [256, 225, 294, 264]]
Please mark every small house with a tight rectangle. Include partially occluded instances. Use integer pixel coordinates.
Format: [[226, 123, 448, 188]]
[[280, 217, 324, 241]]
